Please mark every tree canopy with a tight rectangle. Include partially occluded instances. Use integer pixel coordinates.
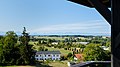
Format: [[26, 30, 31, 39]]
[[0, 27, 35, 65], [83, 44, 111, 61]]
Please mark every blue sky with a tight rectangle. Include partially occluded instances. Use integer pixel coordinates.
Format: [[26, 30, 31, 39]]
[[0, 0, 111, 35]]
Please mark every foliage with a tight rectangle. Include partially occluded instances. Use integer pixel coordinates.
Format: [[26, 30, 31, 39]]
[[18, 27, 35, 65], [38, 46, 44, 51], [67, 53, 73, 58], [38, 46, 48, 51], [105, 42, 111, 47], [0, 27, 35, 65], [45, 48, 48, 51], [77, 44, 85, 48], [64, 48, 67, 50], [83, 44, 111, 61], [60, 55, 67, 60], [0, 31, 19, 65]]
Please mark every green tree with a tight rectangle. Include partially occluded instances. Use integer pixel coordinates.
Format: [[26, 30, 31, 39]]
[[105, 42, 111, 47], [3, 31, 17, 48], [38, 46, 44, 51], [45, 48, 48, 51], [83, 44, 110, 61], [0, 28, 35, 65], [0, 31, 19, 65], [19, 27, 35, 65], [67, 53, 73, 58], [0, 44, 3, 65], [0, 36, 3, 39], [78, 44, 85, 48], [47, 39, 52, 44]]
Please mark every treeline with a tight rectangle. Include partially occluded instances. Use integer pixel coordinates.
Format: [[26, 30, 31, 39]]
[[31, 35, 95, 37], [0, 28, 35, 66]]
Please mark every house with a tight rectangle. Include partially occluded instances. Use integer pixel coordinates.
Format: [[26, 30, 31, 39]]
[[101, 46, 109, 51], [102, 36, 107, 39], [73, 42, 89, 45], [35, 51, 61, 60], [74, 54, 83, 61], [79, 42, 89, 45], [51, 42, 58, 45]]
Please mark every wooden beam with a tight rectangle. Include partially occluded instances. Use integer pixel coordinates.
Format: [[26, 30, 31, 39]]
[[90, 0, 111, 25], [111, 0, 120, 67]]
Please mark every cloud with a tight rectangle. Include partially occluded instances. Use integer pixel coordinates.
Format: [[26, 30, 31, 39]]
[[30, 20, 111, 34]]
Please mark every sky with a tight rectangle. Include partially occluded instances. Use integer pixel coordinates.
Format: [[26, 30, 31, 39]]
[[0, 0, 111, 36]]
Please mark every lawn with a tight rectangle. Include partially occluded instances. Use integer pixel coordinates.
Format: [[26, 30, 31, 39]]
[[48, 61, 68, 67], [29, 41, 73, 55]]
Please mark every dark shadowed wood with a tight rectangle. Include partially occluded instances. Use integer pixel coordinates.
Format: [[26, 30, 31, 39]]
[[68, 0, 111, 8], [112, 0, 120, 67]]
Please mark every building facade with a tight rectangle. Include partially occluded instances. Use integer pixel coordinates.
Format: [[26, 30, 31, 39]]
[[35, 51, 61, 60]]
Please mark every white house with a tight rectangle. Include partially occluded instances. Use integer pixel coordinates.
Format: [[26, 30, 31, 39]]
[[73, 42, 89, 45], [35, 51, 61, 60], [51, 42, 58, 45], [102, 36, 107, 39], [101, 46, 109, 51]]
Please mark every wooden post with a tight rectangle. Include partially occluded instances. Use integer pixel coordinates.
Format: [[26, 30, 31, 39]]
[[111, 0, 120, 67]]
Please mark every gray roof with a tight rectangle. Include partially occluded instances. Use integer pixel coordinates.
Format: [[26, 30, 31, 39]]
[[36, 51, 61, 54]]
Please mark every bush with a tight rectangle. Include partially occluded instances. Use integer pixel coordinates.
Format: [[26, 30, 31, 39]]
[[64, 48, 67, 50], [60, 55, 67, 60], [45, 48, 48, 51], [67, 53, 73, 58]]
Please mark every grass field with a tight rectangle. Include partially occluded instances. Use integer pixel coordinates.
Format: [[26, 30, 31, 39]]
[[29, 41, 73, 55], [45, 46, 72, 55], [48, 61, 68, 67]]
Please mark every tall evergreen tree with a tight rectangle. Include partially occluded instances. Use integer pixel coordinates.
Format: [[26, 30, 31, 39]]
[[19, 27, 34, 65]]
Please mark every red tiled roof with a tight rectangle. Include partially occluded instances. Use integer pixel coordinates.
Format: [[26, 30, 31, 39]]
[[74, 54, 83, 59]]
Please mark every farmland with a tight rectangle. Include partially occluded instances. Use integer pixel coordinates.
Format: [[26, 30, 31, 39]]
[[29, 41, 72, 55]]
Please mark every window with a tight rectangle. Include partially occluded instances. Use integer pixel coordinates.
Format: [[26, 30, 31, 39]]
[[48, 55, 50, 57], [36, 58, 38, 60], [45, 58, 46, 60], [53, 55, 55, 57], [57, 55, 59, 57], [40, 58, 42, 60], [36, 55, 38, 57], [40, 55, 41, 57], [45, 55, 46, 57], [53, 58, 55, 60]]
